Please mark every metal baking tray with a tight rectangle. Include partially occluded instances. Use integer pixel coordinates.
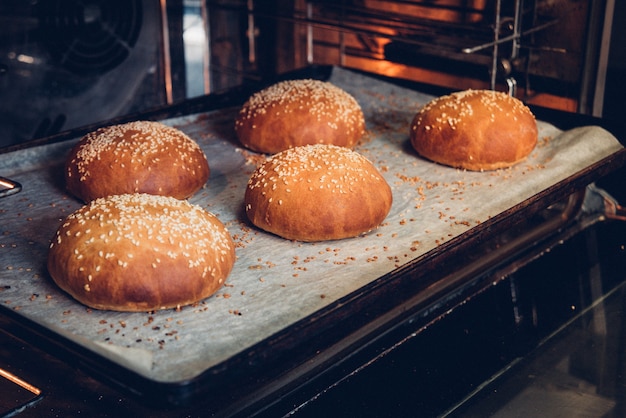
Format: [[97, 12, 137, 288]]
[[1, 66, 624, 413]]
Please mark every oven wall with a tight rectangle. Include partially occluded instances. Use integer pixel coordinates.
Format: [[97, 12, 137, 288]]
[[203, 0, 617, 116]]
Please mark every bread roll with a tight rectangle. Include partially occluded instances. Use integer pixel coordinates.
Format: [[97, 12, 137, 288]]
[[47, 193, 235, 312], [235, 79, 365, 154], [410, 89, 538, 171], [65, 121, 210, 202], [244, 144, 392, 241]]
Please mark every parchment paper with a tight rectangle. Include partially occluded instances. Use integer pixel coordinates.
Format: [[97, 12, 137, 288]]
[[0, 67, 622, 382]]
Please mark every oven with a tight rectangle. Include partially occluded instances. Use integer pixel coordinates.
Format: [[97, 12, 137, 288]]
[[1, 1, 625, 417]]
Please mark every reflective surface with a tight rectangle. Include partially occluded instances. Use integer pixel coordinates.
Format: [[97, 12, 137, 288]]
[[273, 213, 626, 418], [451, 279, 626, 417]]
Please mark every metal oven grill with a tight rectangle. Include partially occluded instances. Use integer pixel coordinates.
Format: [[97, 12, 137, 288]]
[[204, 0, 610, 115]]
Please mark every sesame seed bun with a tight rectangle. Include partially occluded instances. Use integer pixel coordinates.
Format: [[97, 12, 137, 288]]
[[410, 90, 538, 171], [65, 121, 210, 202], [47, 194, 235, 312], [244, 144, 392, 242], [234, 79, 366, 154]]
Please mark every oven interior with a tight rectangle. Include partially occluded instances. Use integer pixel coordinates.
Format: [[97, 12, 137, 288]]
[[199, 0, 623, 113], [1, 0, 624, 148], [1, 1, 625, 416]]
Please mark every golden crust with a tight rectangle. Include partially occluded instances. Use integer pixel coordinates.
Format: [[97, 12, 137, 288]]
[[244, 144, 392, 241], [47, 194, 235, 312], [235, 79, 365, 154], [65, 121, 210, 202], [410, 90, 538, 171]]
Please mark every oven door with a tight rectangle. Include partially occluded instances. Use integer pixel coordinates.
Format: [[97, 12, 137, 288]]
[[0, 0, 180, 148]]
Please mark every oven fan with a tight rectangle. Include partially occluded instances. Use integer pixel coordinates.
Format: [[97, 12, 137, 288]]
[[0, 0, 164, 147], [36, 0, 143, 75]]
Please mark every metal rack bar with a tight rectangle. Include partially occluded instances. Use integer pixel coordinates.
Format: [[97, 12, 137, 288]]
[[208, 1, 553, 58], [301, 1, 547, 52], [204, 0, 564, 95]]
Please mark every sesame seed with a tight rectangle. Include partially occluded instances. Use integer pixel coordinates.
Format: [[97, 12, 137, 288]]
[[51, 194, 234, 278], [66, 121, 209, 200]]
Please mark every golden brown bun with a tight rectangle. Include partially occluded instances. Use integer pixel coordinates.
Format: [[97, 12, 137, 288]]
[[65, 121, 210, 202], [235, 79, 365, 154], [410, 90, 538, 171], [244, 144, 392, 241], [47, 194, 235, 312]]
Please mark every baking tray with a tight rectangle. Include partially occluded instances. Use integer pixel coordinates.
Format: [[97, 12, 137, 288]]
[[1, 66, 625, 412]]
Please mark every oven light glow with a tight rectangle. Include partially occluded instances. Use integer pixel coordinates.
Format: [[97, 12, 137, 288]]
[[0, 177, 21, 197], [571, 305, 576, 311], [0, 178, 15, 189], [0, 367, 41, 395], [17, 54, 35, 64]]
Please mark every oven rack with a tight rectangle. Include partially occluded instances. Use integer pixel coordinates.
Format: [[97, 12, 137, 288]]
[[208, 0, 558, 91]]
